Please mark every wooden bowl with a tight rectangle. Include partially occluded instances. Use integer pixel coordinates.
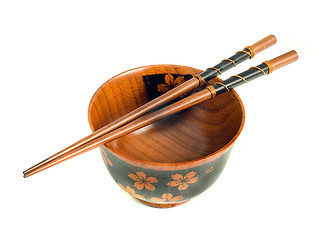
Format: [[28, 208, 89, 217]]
[[88, 64, 245, 208]]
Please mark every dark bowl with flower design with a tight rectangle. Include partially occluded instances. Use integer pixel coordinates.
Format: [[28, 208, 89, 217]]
[[88, 64, 245, 208]]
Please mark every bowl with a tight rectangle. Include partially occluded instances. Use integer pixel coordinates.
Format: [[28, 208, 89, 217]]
[[88, 64, 245, 208]]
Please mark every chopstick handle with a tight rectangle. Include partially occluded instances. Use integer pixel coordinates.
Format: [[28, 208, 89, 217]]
[[206, 50, 298, 97], [245, 35, 278, 57], [263, 50, 298, 73], [200, 35, 277, 81]]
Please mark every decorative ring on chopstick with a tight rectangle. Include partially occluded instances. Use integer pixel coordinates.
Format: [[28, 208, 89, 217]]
[[232, 75, 248, 83], [244, 46, 255, 58], [206, 85, 217, 98], [263, 61, 273, 74], [236, 50, 252, 59], [221, 59, 236, 67], [206, 67, 222, 75], [193, 74, 206, 86], [214, 82, 230, 92], [249, 66, 267, 75]]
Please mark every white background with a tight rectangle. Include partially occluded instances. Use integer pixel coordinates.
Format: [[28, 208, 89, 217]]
[[1, 0, 322, 239]]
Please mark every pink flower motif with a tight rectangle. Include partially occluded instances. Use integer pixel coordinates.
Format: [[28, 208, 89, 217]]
[[128, 171, 158, 191], [157, 74, 185, 93], [167, 171, 198, 190], [151, 193, 184, 203]]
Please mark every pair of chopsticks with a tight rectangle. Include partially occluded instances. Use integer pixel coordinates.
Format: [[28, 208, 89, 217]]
[[23, 35, 297, 178]]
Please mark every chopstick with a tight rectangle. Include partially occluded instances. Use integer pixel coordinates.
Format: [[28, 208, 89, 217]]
[[23, 51, 298, 178], [23, 35, 276, 176]]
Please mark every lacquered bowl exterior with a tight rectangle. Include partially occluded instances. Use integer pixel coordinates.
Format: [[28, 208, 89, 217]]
[[100, 144, 232, 208], [88, 64, 245, 208]]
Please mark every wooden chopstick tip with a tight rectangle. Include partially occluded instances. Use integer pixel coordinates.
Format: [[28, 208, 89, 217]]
[[23, 168, 30, 177], [23, 172, 34, 178], [23, 169, 34, 178]]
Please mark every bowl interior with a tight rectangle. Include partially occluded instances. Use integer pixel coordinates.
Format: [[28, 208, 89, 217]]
[[88, 65, 244, 164]]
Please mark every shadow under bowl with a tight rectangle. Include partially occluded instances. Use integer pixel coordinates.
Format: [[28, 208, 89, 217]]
[[88, 64, 245, 208]]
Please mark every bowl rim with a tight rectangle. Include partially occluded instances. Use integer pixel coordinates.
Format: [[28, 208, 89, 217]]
[[88, 64, 245, 171]]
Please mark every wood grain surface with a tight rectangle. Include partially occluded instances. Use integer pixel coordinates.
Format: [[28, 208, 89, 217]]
[[88, 65, 245, 164]]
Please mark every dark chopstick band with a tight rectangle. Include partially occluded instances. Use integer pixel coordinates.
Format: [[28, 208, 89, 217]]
[[214, 82, 230, 91], [249, 66, 267, 75], [231, 75, 248, 83], [205, 67, 222, 75], [236, 50, 252, 58], [194, 74, 206, 86], [221, 59, 237, 67], [206, 81, 230, 99]]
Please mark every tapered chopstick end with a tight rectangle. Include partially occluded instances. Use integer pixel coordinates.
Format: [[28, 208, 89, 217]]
[[23, 172, 32, 178]]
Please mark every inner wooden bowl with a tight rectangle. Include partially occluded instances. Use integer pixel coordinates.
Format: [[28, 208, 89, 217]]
[[88, 65, 245, 166]]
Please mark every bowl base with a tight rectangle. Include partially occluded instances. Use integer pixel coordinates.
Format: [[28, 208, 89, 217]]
[[138, 199, 189, 208]]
